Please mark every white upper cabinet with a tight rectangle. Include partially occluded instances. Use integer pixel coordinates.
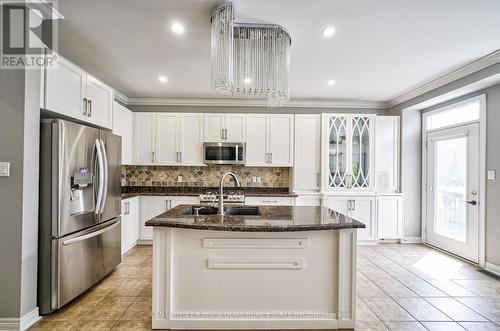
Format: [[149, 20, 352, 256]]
[[323, 114, 374, 191], [204, 114, 246, 142], [112, 102, 134, 165], [134, 113, 156, 164], [246, 115, 269, 166], [85, 75, 113, 128], [180, 113, 204, 165], [134, 113, 204, 166], [269, 115, 294, 166], [156, 113, 179, 165], [43, 55, 113, 129], [375, 116, 400, 192], [293, 114, 321, 192], [44, 56, 87, 121], [246, 114, 294, 167]]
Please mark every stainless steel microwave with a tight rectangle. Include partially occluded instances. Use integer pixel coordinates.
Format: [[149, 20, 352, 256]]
[[203, 142, 245, 165]]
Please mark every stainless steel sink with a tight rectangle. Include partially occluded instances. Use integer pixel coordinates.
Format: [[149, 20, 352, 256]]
[[182, 206, 219, 215], [224, 207, 260, 216]]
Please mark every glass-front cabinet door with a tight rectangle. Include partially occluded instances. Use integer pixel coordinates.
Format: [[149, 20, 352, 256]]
[[324, 114, 374, 191], [350, 116, 371, 188], [328, 116, 348, 188]]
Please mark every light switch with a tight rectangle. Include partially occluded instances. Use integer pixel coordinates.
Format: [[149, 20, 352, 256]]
[[0, 162, 10, 177], [488, 170, 496, 181]]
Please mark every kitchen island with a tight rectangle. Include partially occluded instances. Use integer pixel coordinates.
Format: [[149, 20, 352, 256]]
[[145, 205, 365, 330]]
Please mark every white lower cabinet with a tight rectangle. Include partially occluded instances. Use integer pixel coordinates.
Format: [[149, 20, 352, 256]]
[[245, 196, 295, 206], [323, 196, 376, 242], [295, 195, 321, 206], [139, 196, 199, 242], [377, 195, 403, 240], [121, 197, 139, 254]]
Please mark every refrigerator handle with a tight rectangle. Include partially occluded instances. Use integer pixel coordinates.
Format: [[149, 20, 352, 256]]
[[62, 219, 120, 245], [95, 139, 105, 215], [99, 139, 109, 214]]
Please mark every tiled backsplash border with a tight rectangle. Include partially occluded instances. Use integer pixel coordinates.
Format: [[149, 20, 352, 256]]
[[122, 165, 290, 187]]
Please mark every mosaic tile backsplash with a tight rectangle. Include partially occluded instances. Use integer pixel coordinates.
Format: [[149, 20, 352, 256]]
[[122, 165, 290, 187]]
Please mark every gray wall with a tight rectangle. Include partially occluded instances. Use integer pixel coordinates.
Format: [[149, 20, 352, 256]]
[[388, 63, 500, 266], [0, 70, 25, 317], [0, 68, 40, 319]]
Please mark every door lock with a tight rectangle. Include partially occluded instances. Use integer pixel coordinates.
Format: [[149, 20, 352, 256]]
[[466, 200, 477, 206]]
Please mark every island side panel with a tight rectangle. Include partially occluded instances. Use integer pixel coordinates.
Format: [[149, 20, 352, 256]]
[[152, 227, 357, 329]]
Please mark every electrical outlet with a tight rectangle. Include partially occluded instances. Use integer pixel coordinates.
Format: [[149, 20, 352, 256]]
[[0, 162, 10, 177], [404, 218, 410, 227], [257, 176, 262, 183], [252, 176, 257, 183], [488, 170, 496, 181], [177, 175, 183, 183]]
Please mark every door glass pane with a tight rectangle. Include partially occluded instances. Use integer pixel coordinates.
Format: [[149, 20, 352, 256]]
[[328, 116, 347, 188], [351, 117, 370, 188], [435, 137, 467, 242]]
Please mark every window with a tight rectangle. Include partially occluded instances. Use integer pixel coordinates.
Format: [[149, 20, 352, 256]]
[[426, 99, 480, 131]]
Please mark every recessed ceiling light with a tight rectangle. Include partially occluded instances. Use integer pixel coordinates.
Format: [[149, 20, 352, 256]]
[[171, 22, 184, 34], [327, 79, 336, 86], [158, 75, 168, 83], [243, 78, 252, 84], [322, 26, 336, 38]]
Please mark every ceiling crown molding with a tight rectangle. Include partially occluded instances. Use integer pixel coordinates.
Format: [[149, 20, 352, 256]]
[[386, 49, 500, 108], [126, 97, 387, 109], [113, 90, 129, 105]]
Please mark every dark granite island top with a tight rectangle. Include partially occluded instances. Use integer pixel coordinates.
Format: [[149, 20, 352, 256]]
[[145, 204, 365, 232]]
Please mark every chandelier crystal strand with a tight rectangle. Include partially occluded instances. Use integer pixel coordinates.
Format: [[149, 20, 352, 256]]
[[211, 4, 233, 93], [210, 3, 291, 107]]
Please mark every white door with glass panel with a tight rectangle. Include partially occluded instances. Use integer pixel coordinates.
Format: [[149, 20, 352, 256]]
[[426, 123, 479, 262]]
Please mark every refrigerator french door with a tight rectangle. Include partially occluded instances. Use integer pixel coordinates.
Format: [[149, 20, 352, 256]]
[[38, 119, 122, 314]]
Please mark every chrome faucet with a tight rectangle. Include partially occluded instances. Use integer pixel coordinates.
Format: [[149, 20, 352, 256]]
[[218, 172, 240, 215]]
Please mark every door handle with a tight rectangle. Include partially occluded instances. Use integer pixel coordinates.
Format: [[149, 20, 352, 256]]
[[62, 219, 120, 245], [87, 99, 92, 117], [269, 152, 273, 163], [466, 200, 477, 206], [221, 128, 224, 140], [83, 97, 88, 116]]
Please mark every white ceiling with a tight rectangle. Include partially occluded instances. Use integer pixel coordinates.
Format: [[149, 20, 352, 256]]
[[57, 0, 500, 103]]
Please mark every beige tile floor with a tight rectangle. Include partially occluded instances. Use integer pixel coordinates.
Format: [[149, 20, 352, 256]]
[[30, 243, 500, 331]]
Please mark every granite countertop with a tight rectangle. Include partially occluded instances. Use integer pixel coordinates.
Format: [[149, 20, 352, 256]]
[[145, 205, 365, 232], [121, 186, 297, 199]]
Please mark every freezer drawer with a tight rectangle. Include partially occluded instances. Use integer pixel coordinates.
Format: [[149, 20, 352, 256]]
[[56, 218, 121, 310]]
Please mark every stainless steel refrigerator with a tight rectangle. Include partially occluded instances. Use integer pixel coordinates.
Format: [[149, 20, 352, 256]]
[[38, 119, 122, 314]]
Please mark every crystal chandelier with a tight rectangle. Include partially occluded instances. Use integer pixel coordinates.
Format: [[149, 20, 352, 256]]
[[211, 3, 291, 107]]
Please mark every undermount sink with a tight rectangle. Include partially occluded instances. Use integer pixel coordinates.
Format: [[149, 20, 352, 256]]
[[181, 206, 261, 216], [224, 207, 260, 216]]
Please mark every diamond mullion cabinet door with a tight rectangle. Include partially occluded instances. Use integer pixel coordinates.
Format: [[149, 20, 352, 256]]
[[349, 115, 374, 190], [294, 114, 321, 192], [180, 113, 204, 165], [324, 114, 350, 190], [374, 116, 400, 193], [44, 55, 87, 121], [224, 114, 246, 141], [268, 114, 294, 166], [85, 74, 113, 129], [204, 114, 225, 141], [112, 102, 134, 165], [246, 114, 269, 166], [134, 113, 156, 165], [156, 113, 180, 165]]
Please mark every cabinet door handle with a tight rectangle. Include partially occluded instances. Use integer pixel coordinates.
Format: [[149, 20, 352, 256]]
[[316, 172, 320, 187], [87, 99, 92, 117], [262, 200, 278, 203], [270, 152, 272, 163], [221, 128, 224, 140], [83, 97, 88, 116], [152, 151, 155, 163], [347, 200, 351, 211], [352, 199, 356, 211], [265, 153, 268, 163]]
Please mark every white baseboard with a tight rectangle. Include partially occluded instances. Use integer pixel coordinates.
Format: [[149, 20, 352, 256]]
[[485, 262, 500, 277], [402, 237, 422, 243], [137, 239, 152, 245], [0, 308, 40, 331], [122, 241, 137, 255]]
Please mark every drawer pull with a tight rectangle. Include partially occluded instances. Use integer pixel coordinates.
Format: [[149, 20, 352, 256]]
[[207, 257, 304, 269], [203, 238, 308, 249]]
